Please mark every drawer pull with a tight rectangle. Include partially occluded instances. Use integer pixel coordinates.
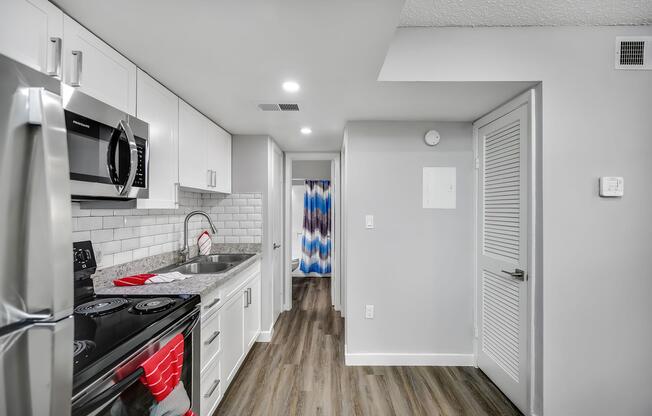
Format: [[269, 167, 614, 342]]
[[204, 379, 220, 399], [204, 330, 220, 346], [204, 297, 220, 309]]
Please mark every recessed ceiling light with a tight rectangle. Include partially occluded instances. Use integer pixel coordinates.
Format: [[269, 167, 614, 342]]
[[282, 81, 300, 93], [300, 127, 312, 135]]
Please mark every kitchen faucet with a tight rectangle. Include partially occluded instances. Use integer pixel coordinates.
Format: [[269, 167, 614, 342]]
[[179, 210, 217, 263]]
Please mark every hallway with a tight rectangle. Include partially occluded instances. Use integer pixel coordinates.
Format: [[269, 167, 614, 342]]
[[215, 277, 521, 416]]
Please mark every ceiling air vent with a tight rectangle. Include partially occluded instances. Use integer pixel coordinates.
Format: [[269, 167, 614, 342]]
[[257, 103, 300, 112], [615, 37, 651, 70], [257, 103, 280, 111], [278, 103, 299, 111]]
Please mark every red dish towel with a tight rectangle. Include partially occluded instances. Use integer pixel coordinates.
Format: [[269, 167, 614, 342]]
[[114, 273, 156, 286], [140, 334, 195, 416], [113, 272, 189, 286]]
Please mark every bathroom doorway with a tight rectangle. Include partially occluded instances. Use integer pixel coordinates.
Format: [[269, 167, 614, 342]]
[[284, 153, 341, 311]]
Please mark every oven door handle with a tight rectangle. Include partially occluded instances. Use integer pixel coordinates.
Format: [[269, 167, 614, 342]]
[[72, 367, 144, 416], [72, 308, 200, 416], [106, 120, 138, 196]]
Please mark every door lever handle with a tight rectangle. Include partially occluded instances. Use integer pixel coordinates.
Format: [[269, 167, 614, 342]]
[[501, 269, 526, 282], [273, 243, 281, 250]]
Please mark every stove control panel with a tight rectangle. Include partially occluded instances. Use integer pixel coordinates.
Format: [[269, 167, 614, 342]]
[[73, 240, 97, 278]]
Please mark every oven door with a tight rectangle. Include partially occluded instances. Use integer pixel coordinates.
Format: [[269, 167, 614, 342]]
[[72, 308, 200, 416]]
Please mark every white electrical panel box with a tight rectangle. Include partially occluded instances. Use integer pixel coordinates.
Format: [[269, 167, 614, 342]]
[[599, 177, 624, 197], [423, 167, 456, 209]]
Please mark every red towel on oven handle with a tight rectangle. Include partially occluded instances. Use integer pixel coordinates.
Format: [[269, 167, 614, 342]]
[[139, 333, 195, 416]]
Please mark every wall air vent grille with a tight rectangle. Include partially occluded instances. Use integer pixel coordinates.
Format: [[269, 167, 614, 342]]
[[278, 103, 299, 111], [615, 37, 651, 70], [620, 41, 644, 65]]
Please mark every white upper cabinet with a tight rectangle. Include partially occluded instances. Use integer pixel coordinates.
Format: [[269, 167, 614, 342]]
[[179, 100, 208, 191], [136, 70, 179, 209], [62, 15, 136, 115], [179, 101, 232, 193], [0, 0, 63, 76], [206, 122, 232, 194]]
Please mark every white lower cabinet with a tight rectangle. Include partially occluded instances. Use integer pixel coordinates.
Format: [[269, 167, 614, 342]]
[[200, 355, 222, 415], [244, 275, 261, 349], [198, 262, 261, 416]]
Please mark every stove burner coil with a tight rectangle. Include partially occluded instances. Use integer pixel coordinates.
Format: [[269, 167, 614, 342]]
[[73, 340, 95, 357], [74, 298, 130, 316], [132, 297, 175, 314]]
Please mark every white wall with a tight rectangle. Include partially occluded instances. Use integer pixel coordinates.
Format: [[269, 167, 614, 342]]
[[292, 160, 331, 180], [344, 121, 475, 364], [232, 135, 280, 334], [379, 26, 652, 416]]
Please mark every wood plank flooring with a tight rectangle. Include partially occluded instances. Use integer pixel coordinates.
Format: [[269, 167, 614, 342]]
[[215, 277, 522, 416]]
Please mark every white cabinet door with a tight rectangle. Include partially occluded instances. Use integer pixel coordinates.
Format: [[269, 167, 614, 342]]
[[219, 291, 245, 389], [205, 122, 231, 194], [216, 125, 232, 194], [204, 121, 220, 192], [62, 15, 136, 115], [244, 274, 261, 349], [136, 70, 179, 209], [179, 100, 208, 191], [0, 0, 63, 76]]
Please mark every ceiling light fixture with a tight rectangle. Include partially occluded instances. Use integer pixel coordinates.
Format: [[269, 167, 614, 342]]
[[282, 81, 300, 93], [300, 127, 312, 135]]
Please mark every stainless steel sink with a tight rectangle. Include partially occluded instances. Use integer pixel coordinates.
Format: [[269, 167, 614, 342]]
[[159, 253, 256, 275], [199, 253, 255, 264], [174, 262, 232, 274]]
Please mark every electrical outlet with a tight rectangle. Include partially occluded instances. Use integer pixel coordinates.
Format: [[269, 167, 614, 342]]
[[365, 304, 374, 319]]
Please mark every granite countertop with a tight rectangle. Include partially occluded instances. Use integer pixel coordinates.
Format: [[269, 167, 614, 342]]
[[95, 252, 262, 297]]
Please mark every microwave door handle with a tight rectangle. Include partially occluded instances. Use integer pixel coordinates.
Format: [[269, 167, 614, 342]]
[[118, 120, 138, 196]]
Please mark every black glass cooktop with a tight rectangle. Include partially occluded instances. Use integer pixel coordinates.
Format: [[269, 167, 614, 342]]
[[73, 294, 199, 394]]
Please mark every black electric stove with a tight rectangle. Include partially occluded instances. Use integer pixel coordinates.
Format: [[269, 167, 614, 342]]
[[72, 241, 200, 395]]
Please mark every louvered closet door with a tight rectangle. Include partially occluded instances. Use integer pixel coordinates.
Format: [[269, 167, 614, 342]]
[[477, 104, 528, 413]]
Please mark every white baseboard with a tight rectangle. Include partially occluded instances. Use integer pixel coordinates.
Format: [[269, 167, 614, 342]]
[[257, 323, 275, 343], [344, 351, 475, 366]]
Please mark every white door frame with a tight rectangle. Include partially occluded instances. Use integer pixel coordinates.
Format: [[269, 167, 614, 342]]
[[284, 152, 341, 311], [473, 87, 541, 416]]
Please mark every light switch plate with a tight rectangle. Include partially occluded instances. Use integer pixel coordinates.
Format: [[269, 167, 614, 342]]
[[365, 215, 374, 229], [365, 304, 374, 319], [599, 177, 624, 197]]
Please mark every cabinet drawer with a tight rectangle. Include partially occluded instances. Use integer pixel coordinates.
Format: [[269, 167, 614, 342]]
[[200, 356, 222, 416], [200, 311, 221, 372], [201, 289, 222, 318]]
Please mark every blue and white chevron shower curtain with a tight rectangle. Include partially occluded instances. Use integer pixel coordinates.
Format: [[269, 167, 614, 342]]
[[299, 180, 332, 275]]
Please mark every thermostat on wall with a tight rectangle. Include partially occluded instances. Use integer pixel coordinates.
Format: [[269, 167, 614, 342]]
[[599, 177, 624, 197]]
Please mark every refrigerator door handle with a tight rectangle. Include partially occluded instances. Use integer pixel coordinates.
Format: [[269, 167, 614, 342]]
[[24, 87, 74, 321]]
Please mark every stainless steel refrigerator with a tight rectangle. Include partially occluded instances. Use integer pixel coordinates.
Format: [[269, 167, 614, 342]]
[[0, 54, 73, 415]]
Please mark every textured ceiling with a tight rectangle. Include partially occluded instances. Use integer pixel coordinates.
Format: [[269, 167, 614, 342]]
[[400, 0, 652, 27]]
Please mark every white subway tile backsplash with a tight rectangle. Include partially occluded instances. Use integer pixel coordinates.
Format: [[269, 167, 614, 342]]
[[72, 192, 263, 269], [91, 229, 114, 243], [114, 251, 133, 264], [76, 216, 103, 231]]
